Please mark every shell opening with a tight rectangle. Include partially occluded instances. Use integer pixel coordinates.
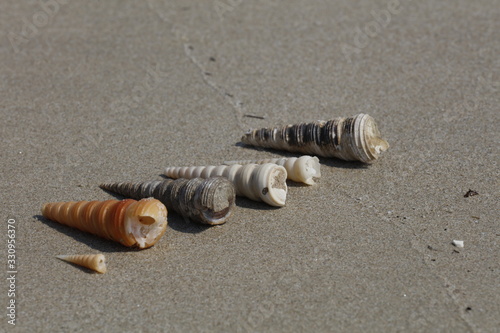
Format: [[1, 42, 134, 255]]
[[124, 199, 168, 249], [263, 167, 287, 206], [301, 156, 321, 185], [138, 216, 156, 225], [201, 180, 235, 225], [93, 254, 107, 274], [362, 115, 389, 161], [202, 206, 232, 225]]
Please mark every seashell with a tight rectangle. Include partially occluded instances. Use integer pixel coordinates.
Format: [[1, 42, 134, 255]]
[[42, 198, 167, 249], [224, 155, 321, 185], [100, 177, 235, 225], [56, 254, 107, 274], [240, 113, 389, 163], [164, 163, 287, 207]]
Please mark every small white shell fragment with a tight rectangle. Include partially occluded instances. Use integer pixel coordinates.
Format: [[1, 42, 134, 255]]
[[452, 240, 464, 248], [56, 254, 107, 273], [224, 155, 321, 185], [164, 163, 287, 207]]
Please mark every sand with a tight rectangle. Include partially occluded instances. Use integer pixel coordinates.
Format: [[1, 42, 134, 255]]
[[1, 0, 498, 331]]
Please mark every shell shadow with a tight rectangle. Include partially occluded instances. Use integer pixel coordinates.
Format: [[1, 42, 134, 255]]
[[167, 214, 212, 234], [234, 143, 368, 170], [286, 180, 310, 188], [235, 197, 283, 211], [99, 188, 127, 199], [99, 188, 211, 234], [233, 142, 298, 158], [318, 157, 368, 170], [34, 215, 135, 253], [55, 258, 103, 275]]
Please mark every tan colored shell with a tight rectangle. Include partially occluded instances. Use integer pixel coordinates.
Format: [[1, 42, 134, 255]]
[[164, 163, 287, 207], [224, 155, 321, 185], [241, 113, 389, 163], [56, 254, 107, 274], [100, 177, 235, 225], [42, 198, 168, 249]]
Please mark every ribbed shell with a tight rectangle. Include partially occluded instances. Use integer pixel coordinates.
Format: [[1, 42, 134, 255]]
[[240, 113, 389, 163], [56, 254, 107, 274], [224, 155, 321, 185], [100, 177, 235, 225], [42, 198, 168, 249], [164, 163, 287, 207]]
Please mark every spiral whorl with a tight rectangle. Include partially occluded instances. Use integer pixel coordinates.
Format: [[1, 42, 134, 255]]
[[42, 198, 168, 249], [164, 163, 287, 207], [224, 155, 321, 185], [100, 178, 235, 225], [240, 114, 389, 163], [56, 254, 107, 274]]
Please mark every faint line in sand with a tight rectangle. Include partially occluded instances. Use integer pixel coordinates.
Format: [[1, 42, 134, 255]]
[[183, 44, 246, 130]]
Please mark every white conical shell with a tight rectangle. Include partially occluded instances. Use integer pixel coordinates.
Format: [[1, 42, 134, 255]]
[[164, 163, 287, 207], [224, 155, 321, 185], [56, 254, 107, 274]]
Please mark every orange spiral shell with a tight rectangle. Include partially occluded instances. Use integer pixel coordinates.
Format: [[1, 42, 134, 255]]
[[42, 198, 168, 249]]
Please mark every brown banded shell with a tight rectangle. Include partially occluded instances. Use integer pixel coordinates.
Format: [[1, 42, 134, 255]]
[[224, 155, 321, 185], [100, 177, 235, 225], [240, 113, 389, 163], [164, 163, 288, 207], [42, 198, 168, 249], [56, 254, 107, 274]]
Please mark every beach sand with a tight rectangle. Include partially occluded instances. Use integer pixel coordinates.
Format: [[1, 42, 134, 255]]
[[1, 0, 498, 331]]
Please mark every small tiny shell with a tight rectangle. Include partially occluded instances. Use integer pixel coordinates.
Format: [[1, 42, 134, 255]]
[[240, 113, 389, 163], [100, 177, 236, 225], [224, 155, 321, 185], [56, 254, 107, 274], [164, 163, 288, 207], [42, 198, 168, 249]]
